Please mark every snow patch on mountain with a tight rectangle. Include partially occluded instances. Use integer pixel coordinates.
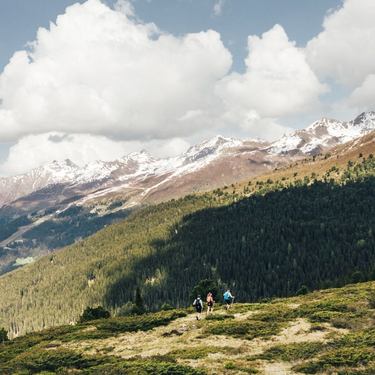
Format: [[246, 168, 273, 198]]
[[267, 113, 375, 156], [1, 113, 374, 209]]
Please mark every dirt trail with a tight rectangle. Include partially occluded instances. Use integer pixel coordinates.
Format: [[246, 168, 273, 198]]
[[65, 310, 348, 375]]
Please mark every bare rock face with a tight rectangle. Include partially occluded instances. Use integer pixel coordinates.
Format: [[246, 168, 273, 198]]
[[0, 112, 374, 217]]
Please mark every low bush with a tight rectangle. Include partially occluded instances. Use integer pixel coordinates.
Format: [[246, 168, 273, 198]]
[[293, 347, 375, 374], [250, 341, 325, 362], [169, 346, 228, 359], [79, 306, 110, 323], [206, 319, 283, 339]]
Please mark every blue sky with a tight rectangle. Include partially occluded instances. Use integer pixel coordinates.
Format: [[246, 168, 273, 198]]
[[0, 0, 374, 176], [0, 0, 341, 75]]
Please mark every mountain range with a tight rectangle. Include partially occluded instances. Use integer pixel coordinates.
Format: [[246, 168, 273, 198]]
[[0, 111, 374, 277], [1, 124, 375, 338], [1, 112, 374, 217]]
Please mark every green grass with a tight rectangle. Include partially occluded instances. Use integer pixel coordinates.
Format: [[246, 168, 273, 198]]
[[3, 282, 375, 374], [250, 341, 326, 362], [168, 346, 229, 359], [205, 319, 286, 340]]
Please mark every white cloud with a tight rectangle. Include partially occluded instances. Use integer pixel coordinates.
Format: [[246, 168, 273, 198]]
[[306, 0, 375, 89], [214, 0, 226, 16], [158, 138, 191, 158], [114, 0, 135, 17], [349, 74, 375, 111], [0, 132, 192, 176], [4, 0, 371, 176], [0, 0, 232, 143], [216, 25, 328, 132]]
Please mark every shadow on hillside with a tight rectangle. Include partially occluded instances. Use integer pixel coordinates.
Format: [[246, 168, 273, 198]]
[[103, 177, 375, 312]]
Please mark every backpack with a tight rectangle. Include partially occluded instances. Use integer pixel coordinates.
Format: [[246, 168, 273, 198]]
[[193, 298, 198, 306], [224, 292, 230, 300]]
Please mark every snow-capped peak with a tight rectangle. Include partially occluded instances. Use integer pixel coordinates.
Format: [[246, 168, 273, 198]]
[[34, 159, 79, 179], [267, 111, 375, 156], [350, 112, 375, 133], [182, 135, 243, 163]]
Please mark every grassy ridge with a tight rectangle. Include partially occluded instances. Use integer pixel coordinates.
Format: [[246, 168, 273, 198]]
[[2, 281, 375, 374]]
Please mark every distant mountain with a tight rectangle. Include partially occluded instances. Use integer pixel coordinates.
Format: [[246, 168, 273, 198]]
[[1, 112, 374, 217], [0, 112, 374, 275], [0, 159, 80, 209], [267, 111, 375, 156]]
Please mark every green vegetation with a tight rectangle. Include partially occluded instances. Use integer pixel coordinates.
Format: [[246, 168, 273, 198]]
[[189, 278, 219, 304], [252, 341, 325, 362], [79, 306, 111, 323], [0, 327, 8, 342], [131, 287, 147, 315], [2, 153, 375, 339], [168, 346, 229, 360], [0, 215, 33, 242], [2, 173, 375, 337], [0, 205, 134, 276], [2, 281, 375, 373], [0, 309, 195, 374]]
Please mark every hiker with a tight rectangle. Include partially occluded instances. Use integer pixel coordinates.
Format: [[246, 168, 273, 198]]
[[223, 289, 235, 310], [193, 295, 203, 320], [206, 292, 214, 315]]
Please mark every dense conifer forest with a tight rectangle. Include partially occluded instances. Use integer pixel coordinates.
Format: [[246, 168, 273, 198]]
[[107, 177, 375, 311]]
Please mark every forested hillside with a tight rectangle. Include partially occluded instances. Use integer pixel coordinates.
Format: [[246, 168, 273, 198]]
[[0, 206, 135, 277], [1, 149, 375, 338]]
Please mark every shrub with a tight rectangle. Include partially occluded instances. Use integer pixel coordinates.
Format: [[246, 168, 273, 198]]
[[251, 341, 325, 362], [79, 306, 110, 323], [189, 279, 219, 305], [161, 303, 173, 311], [0, 327, 9, 342], [296, 285, 309, 296], [206, 319, 283, 339], [368, 293, 375, 309], [132, 287, 146, 315]]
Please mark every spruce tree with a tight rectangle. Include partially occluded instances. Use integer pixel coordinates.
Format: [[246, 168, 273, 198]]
[[0, 327, 9, 342], [132, 287, 146, 315]]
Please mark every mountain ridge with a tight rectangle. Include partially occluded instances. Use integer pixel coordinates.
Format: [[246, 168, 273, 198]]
[[1, 127, 375, 338], [1, 112, 374, 214]]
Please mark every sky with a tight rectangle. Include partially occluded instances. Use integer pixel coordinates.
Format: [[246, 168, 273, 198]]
[[0, 0, 374, 177]]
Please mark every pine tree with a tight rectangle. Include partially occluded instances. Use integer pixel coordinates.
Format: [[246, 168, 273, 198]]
[[0, 327, 9, 342], [132, 287, 146, 315]]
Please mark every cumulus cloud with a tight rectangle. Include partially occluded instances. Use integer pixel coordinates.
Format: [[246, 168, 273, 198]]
[[349, 74, 375, 111], [216, 25, 328, 132], [306, 0, 375, 89], [0, 132, 191, 176], [0, 0, 232, 143], [4, 0, 370, 176]]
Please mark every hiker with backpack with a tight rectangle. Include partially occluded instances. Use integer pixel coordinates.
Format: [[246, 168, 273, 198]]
[[223, 289, 235, 310], [206, 292, 214, 315], [193, 295, 203, 320]]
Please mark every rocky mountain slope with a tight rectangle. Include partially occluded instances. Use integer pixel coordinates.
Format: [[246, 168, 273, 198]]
[[1, 112, 374, 217], [0, 112, 374, 278]]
